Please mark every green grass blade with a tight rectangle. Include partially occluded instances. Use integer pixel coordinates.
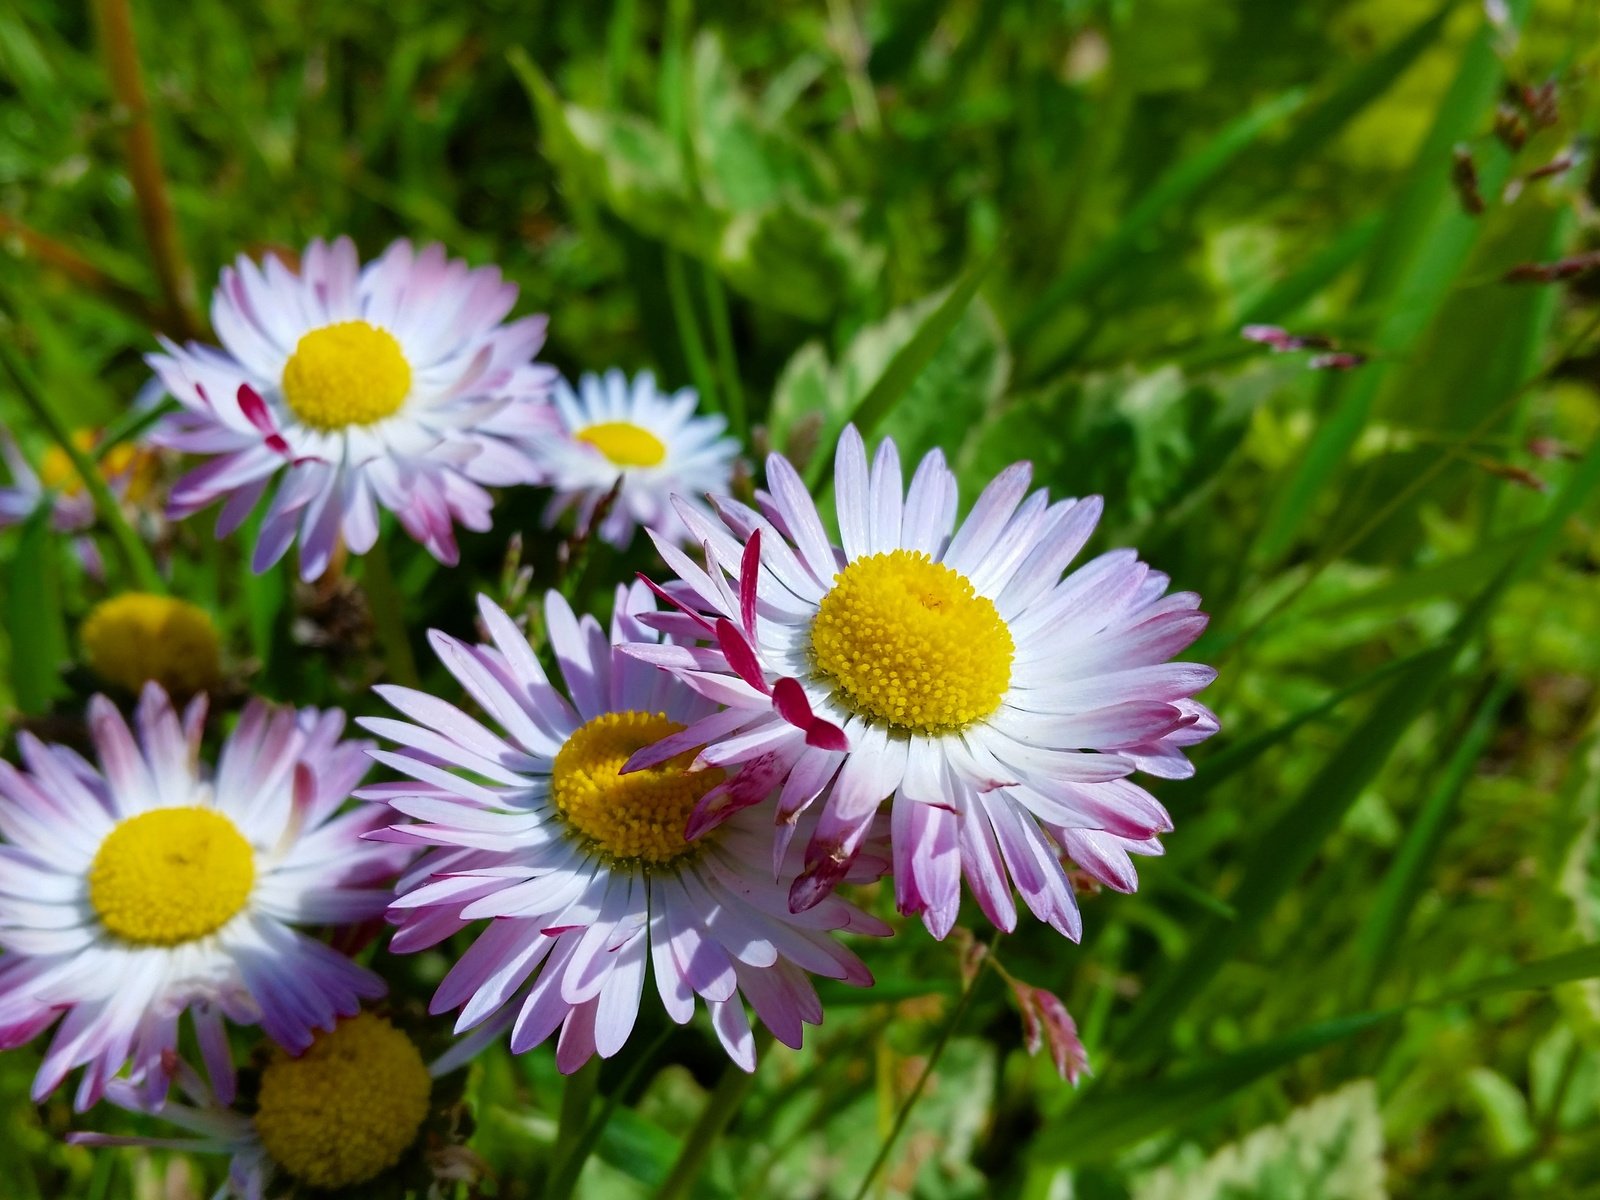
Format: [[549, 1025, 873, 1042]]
[[1348, 677, 1515, 1005], [1014, 88, 1305, 353], [1251, 0, 1533, 563], [1114, 430, 1600, 1059], [4, 507, 69, 715], [1269, 1, 1456, 169], [804, 248, 998, 489], [0, 340, 165, 594]]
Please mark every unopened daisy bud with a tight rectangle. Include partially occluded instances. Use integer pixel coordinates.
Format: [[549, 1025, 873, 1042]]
[[254, 1013, 433, 1190], [80, 592, 222, 696], [70, 1013, 463, 1199]]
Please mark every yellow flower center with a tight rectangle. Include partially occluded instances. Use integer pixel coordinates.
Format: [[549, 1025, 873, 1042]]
[[80, 593, 223, 696], [253, 1013, 432, 1191], [88, 808, 254, 945], [37, 434, 154, 501], [574, 421, 667, 467], [550, 711, 724, 866], [281, 320, 412, 431], [809, 550, 1014, 734]]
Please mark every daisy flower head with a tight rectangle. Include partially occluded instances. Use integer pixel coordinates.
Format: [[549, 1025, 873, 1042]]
[[0, 685, 410, 1110], [361, 585, 888, 1073], [627, 427, 1218, 941], [71, 1012, 457, 1199], [0, 429, 160, 579], [148, 237, 558, 581], [530, 368, 739, 549]]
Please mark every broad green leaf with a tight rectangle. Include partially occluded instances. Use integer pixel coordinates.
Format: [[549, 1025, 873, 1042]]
[[961, 364, 1248, 532], [1131, 1080, 1387, 1200], [513, 49, 875, 321], [687, 33, 836, 210]]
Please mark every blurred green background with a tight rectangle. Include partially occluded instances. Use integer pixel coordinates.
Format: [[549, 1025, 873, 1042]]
[[3, 0, 1600, 1196]]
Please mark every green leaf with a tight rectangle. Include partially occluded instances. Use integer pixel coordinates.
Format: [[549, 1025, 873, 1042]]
[[1348, 678, 1513, 1003], [1040, 1012, 1392, 1165], [4, 506, 69, 715], [513, 48, 876, 322], [1130, 1080, 1387, 1200], [1270, 1, 1456, 168], [1038, 942, 1600, 1166]]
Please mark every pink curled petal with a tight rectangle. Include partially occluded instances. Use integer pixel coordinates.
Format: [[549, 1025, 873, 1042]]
[[715, 619, 770, 696]]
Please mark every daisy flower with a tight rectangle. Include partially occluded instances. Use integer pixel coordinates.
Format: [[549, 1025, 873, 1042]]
[[529, 368, 738, 549], [148, 237, 557, 581], [0, 686, 409, 1110], [71, 1012, 454, 1199], [0, 429, 160, 579], [361, 585, 888, 1073], [626, 427, 1218, 940]]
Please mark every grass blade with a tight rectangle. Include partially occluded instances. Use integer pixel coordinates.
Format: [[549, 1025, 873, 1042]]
[[804, 248, 999, 489], [1014, 88, 1305, 354], [1348, 677, 1513, 1004], [1114, 429, 1600, 1059], [1252, 0, 1533, 562], [4, 508, 69, 715]]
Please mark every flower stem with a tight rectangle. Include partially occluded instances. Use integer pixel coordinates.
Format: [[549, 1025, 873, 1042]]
[[546, 1027, 672, 1200], [653, 1031, 773, 1200], [847, 951, 990, 1200], [361, 536, 420, 687], [545, 1057, 601, 1200], [0, 341, 164, 594], [90, 0, 203, 340]]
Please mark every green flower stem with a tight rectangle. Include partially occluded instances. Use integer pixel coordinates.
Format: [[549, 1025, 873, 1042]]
[[653, 1030, 774, 1200], [848, 949, 991, 1200], [545, 1057, 602, 1200], [546, 1026, 672, 1200], [361, 536, 420, 687], [701, 266, 746, 443], [0, 341, 165, 594]]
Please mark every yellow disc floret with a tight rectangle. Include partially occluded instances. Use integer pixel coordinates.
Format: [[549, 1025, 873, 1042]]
[[810, 550, 1014, 733], [38, 432, 157, 502], [281, 320, 412, 431], [253, 1013, 432, 1191], [80, 593, 223, 696], [550, 711, 723, 865], [574, 421, 667, 467], [88, 808, 255, 945]]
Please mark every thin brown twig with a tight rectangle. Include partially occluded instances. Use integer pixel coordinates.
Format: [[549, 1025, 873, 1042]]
[[91, 0, 203, 340]]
